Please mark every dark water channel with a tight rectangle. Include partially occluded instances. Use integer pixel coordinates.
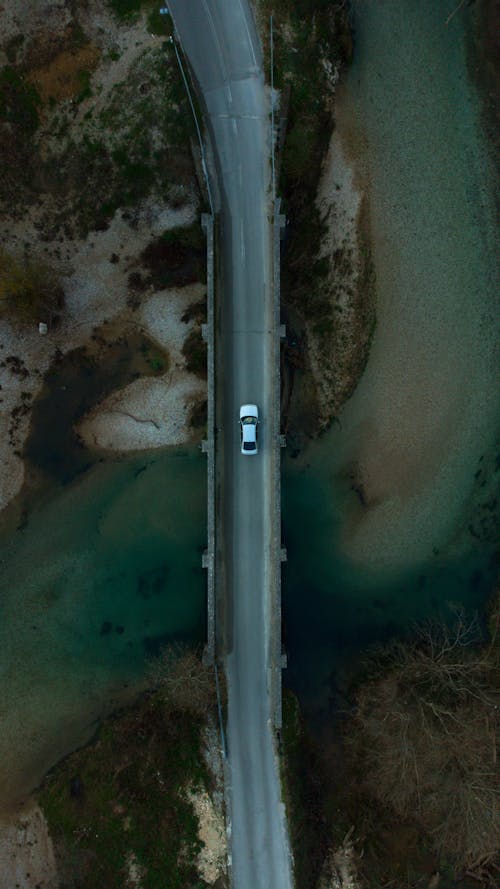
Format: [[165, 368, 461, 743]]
[[25, 328, 167, 486]]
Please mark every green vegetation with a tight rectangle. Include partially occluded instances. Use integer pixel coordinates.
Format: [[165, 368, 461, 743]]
[[40, 696, 206, 888], [189, 397, 208, 431], [0, 249, 64, 326], [56, 44, 196, 235], [69, 21, 90, 51], [263, 2, 352, 334], [280, 691, 333, 889], [140, 223, 206, 290], [182, 329, 207, 379], [108, 0, 173, 35], [139, 341, 167, 374], [0, 23, 196, 236], [75, 68, 93, 104], [147, 7, 173, 37], [161, 222, 206, 252], [5, 33, 25, 64], [0, 65, 41, 134], [39, 649, 219, 889], [108, 0, 145, 20]]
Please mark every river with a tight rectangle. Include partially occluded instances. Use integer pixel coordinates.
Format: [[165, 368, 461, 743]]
[[0, 0, 497, 808], [283, 0, 499, 717], [0, 448, 206, 809]]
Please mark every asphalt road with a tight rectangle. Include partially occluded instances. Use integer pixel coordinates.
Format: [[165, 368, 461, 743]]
[[167, 2, 293, 887]]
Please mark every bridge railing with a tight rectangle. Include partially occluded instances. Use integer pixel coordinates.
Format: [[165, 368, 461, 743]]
[[201, 212, 215, 665], [270, 198, 287, 731]]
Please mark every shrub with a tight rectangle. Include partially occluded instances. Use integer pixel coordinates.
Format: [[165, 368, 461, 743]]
[[149, 645, 217, 716], [0, 250, 64, 325], [109, 0, 143, 20], [182, 328, 207, 378], [0, 65, 41, 135]]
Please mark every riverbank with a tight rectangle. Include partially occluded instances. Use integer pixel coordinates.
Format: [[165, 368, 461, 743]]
[[0, 803, 57, 889], [282, 591, 499, 889], [37, 684, 227, 889], [0, 657, 228, 889], [0, 0, 205, 517], [0, 201, 209, 515], [309, 80, 375, 429], [282, 0, 499, 885], [261, 0, 373, 443]]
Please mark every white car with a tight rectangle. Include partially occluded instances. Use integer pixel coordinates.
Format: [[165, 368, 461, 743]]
[[239, 404, 259, 455]]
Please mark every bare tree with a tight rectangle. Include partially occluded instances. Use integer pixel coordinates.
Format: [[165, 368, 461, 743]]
[[347, 602, 499, 874], [149, 644, 218, 717], [0, 248, 64, 326]]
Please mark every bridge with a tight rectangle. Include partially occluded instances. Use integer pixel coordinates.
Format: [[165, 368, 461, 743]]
[[167, 2, 293, 887]]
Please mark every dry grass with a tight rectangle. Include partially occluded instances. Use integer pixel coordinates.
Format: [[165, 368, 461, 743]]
[[27, 43, 100, 103]]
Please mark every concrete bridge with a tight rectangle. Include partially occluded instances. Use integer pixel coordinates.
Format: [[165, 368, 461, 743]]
[[168, 2, 293, 887]]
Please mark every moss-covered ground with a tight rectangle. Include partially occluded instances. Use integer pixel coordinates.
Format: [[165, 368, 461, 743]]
[[39, 690, 211, 889]]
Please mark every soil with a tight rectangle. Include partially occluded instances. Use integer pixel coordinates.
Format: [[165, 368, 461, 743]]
[[0, 802, 58, 889], [28, 43, 101, 104]]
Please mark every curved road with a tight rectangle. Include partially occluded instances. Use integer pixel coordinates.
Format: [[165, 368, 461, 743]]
[[167, 2, 293, 887]]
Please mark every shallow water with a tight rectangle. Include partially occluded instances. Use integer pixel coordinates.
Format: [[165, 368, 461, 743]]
[[283, 0, 499, 716], [0, 448, 205, 808]]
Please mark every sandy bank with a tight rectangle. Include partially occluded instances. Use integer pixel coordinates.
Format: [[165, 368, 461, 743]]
[[0, 1, 203, 516], [323, 0, 499, 572], [0, 801, 57, 889], [78, 370, 205, 452], [0, 199, 203, 514], [300, 81, 375, 431], [77, 284, 206, 452]]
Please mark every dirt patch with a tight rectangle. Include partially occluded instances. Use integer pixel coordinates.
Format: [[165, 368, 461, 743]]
[[28, 43, 101, 104], [77, 369, 205, 453], [186, 785, 227, 885]]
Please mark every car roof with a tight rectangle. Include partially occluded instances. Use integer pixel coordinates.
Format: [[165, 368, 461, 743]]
[[242, 423, 257, 443]]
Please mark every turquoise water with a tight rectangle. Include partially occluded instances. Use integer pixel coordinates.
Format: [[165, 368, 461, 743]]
[[283, 0, 499, 717], [0, 0, 497, 809], [0, 448, 206, 808], [283, 442, 497, 712]]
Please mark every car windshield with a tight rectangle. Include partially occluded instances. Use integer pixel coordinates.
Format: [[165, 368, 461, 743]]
[[243, 441, 255, 450], [242, 416, 256, 424]]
